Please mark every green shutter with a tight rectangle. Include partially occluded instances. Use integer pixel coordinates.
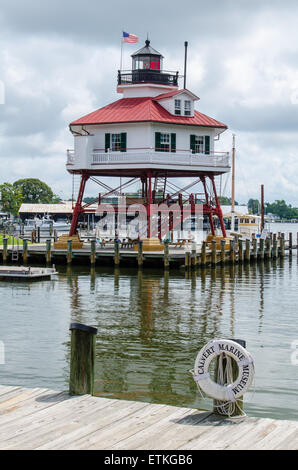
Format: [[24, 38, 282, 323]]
[[155, 132, 161, 151], [120, 133, 127, 152], [190, 135, 196, 154], [171, 133, 176, 153], [205, 136, 210, 155], [105, 133, 110, 152]]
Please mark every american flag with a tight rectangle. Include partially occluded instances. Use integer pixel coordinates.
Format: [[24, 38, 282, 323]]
[[122, 32, 139, 43]]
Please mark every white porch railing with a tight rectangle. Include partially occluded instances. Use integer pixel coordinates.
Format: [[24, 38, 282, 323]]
[[66, 148, 230, 169], [91, 150, 230, 168]]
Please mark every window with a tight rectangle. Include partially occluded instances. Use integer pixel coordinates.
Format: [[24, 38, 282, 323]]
[[155, 132, 176, 152], [105, 133, 127, 152], [195, 136, 204, 153], [184, 100, 191, 116], [160, 133, 170, 152], [174, 99, 181, 115], [111, 134, 121, 151]]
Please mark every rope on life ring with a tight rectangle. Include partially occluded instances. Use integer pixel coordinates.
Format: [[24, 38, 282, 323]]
[[192, 339, 255, 404]]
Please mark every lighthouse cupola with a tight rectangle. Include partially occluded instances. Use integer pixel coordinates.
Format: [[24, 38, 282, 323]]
[[117, 39, 179, 98]]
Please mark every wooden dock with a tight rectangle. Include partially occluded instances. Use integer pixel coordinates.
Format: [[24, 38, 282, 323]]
[[0, 385, 297, 450]]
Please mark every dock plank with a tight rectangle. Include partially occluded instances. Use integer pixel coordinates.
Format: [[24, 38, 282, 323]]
[[0, 386, 297, 450]]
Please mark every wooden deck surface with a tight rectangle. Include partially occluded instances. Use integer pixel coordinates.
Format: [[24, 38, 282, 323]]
[[0, 385, 297, 450]]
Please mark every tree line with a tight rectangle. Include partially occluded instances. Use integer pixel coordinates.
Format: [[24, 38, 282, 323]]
[[0, 179, 60, 217]]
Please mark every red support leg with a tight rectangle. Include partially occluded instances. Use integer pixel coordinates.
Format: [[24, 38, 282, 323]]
[[69, 173, 89, 236], [210, 176, 227, 238]]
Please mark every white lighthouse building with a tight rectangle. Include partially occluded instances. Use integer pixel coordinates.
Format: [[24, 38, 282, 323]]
[[65, 39, 230, 247]]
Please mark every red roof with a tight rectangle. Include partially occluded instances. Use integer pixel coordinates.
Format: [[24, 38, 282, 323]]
[[70, 97, 227, 129]]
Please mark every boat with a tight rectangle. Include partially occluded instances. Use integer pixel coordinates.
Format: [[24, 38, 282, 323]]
[[23, 217, 71, 233]]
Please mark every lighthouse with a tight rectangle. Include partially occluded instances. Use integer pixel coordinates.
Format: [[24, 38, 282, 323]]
[[64, 39, 230, 249]]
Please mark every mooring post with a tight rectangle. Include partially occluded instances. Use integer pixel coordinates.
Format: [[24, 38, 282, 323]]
[[265, 238, 271, 259], [164, 240, 169, 270], [23, 239, 28, 264], [2, 237, 8, 263], [220, 239, 226, 265], [90, 239, 96, 266], [69, 323, 98, 396], [54, 229, 58, 243], [289, 232, 292, 254], [280, 236, 285, 258], [272, 239, 278, 258], [138, 240, 143, 268], [185, 250, 191, 270], [114, 240, 120, 266], [252, 238, 257, 261], [213, 338, 246, 417], [37, 226, 41, 244], [67, 239, 73, 264], [211, 239, 217, 266], [259, 238, 265, 261], [46, 239, 51, 264], [201, 241, 206, 267], [245, 239, 250, 263], [191, 242, 197, 269], [238, 238, 244, 264], [229, 239, 235, 265]]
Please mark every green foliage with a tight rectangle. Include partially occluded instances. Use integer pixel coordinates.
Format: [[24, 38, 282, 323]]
[[248, 198, 260, 214], [265, 200, 298, 219], [0, 183, 23, 217], [218, 196, 238, 205], [13, 178, 55, 204]]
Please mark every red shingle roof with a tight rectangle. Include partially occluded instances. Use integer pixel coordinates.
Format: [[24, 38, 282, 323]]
[[70, 97, 227, 129]]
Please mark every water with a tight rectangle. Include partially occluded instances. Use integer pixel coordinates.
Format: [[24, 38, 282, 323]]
[[0, 223, 298, 421]]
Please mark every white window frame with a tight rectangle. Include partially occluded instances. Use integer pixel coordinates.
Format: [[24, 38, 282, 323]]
[[174, 99, 181, 115], [111, 133, 121, 152], [184, 100, 191, 116], [160, 133, 170, 152], [195, 135, 204, 153]]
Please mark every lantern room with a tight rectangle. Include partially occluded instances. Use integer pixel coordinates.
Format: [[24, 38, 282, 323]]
[[132, 39, 163, 71], [118, 40, 179, 91]]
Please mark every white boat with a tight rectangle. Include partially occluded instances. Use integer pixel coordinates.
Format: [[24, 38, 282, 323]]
[[23, 217, 70, 232]]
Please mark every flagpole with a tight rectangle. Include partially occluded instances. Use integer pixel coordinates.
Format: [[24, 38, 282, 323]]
[[120, 31, 124, 71]]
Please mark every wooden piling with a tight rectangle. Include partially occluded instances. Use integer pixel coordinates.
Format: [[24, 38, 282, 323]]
[[252, 238, 257, 261], [280, 236, 285, 258], [90, 239, 96, 265], [229, 239, 235, 265], [201, 241, 206, 267], [191, 243, 197, 269], [220, 239, 226, 265], [67, 239, 73, 264], [245, 239, 250, 263], [2, 238, 8, 263], [138, 240, 143, 268], [259, 238, 265, 260], [46, 239, 51, 264], [164, 241, 169, 270], [272, 239, 278, 258], [213, 338, 246, 417], [265, 238, 271, 259], [114, 240, 120, 266], [69, 323, 98, 396], [289, 232, 292, 253], [210, 240, 217, 266], [37, 226, 40, 244], [238, 239, 244, 264], [185, 251, 191, 270], [23, 239, 28, 264]]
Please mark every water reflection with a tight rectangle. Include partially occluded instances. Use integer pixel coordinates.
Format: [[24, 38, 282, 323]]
[[1, 254, 297, 420]]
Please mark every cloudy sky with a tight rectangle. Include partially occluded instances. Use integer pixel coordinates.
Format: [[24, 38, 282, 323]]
[[1, 0, 298, 205]]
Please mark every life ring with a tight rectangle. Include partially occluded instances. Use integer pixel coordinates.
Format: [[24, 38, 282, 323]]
[[193, 339, 254, 402]]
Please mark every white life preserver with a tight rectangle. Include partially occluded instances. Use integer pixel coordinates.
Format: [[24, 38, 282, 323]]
[[193, 339, 254, 402]]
